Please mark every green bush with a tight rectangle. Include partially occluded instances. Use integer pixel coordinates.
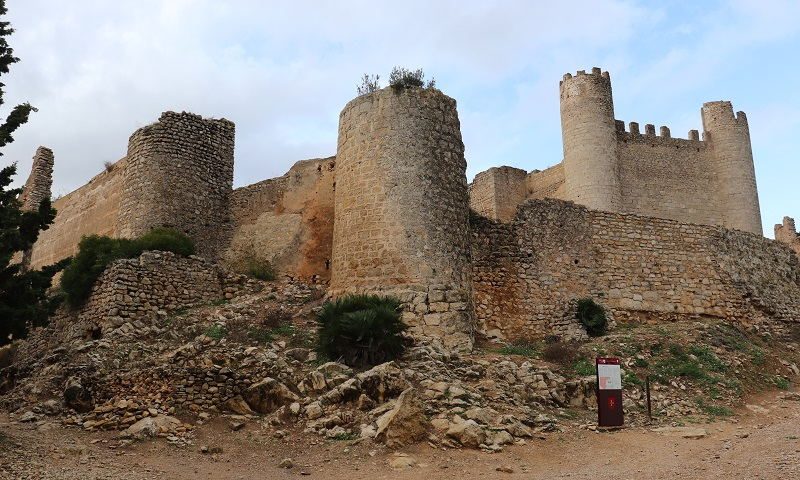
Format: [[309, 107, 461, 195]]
[[135, 227, 195, 257], [388, 67, 435, 91], [576, 298, 607, 337], [316, 294, 407, 368], [60, 228, 195, 308]]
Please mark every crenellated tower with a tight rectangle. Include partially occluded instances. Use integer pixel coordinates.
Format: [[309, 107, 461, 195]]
[[701, 101, 762, 235], [559, 67, 621, 212]]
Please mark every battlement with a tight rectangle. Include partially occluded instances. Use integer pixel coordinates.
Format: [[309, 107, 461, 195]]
[[775, 216, 800, 256], [701, 101, 749, 128], [560, 67, 610, 86], [614, 119, 704, 143]]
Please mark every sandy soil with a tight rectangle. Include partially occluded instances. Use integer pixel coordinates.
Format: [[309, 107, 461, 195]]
[[2, 389, 798, 480]]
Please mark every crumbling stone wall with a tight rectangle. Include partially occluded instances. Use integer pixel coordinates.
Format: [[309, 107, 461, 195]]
[[15, 146, 55, 269], [226, 157, 336, 282], [78, 251, 247, 331], [468, 166, 527, 222], [118, 111, 235, 260], [472, 199, 800, 341], [331, 87, 474, 350], [775, 217, 800, 256]]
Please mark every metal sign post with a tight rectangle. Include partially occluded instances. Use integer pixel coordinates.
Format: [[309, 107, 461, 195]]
[[596, 357, 624, 427]]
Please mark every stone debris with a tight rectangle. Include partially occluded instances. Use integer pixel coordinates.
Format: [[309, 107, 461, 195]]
[[651, 426, 708, 439]]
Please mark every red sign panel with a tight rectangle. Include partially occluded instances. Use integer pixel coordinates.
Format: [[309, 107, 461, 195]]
[[596, 357, 624, 427]]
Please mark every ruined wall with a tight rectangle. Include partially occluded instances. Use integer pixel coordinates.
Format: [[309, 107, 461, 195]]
[[18, 146, 54, 211], [526, 163, 566, 201], [331, 87, 474, 350], [28, 111, 236, 269], [226, 156, 336, 281], [118, 112, 235, 260], [29, 158, 127, 269], [468, 166, 528, 222], [78, 251, 247, 331], [472, 199, 800, 341], [775, 217, 800, 256]]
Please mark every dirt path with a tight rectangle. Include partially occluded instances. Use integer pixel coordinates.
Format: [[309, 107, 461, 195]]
[[2, 390, 798, 480]]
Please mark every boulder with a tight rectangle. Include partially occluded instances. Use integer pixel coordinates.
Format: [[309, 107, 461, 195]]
[[123, 415, 181, 440], [63, 377, 93, 413], [243, 377, 299, 414], [358, 362, 410, 403], [224, 395, 255, 415], [446, 419, 486, 448], [375, 388, 427, 448]]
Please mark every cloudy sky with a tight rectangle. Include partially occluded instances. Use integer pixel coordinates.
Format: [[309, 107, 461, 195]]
[[2, 0, 798, 236]]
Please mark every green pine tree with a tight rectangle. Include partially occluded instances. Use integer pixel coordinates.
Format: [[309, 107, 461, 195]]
[[0, 0, 63, 345]]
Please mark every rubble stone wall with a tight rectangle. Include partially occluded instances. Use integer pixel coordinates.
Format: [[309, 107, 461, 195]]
[[78, 251, 243, 330], [472, 199, 800, 340], [775, 217, 800, 256], [331, 87, 474, 350], [226, 157, 336, 281], [468, 166, 528, 222]]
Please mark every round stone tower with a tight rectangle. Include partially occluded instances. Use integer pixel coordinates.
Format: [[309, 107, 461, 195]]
[[331, 86, 474, 350], [559, 68, 621, 211], [701, 101, 762, 235], [117, 111, 235, 259]]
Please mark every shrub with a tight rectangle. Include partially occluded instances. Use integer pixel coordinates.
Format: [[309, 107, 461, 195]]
[[498, 340, 539, 358], [204, 324, 226, 340], [135, 227, 195, 257], [316, 294, 407, 368], [244, 258, 276, 281], [542, 340, 579, 365], [356, 73, 380, 96], [576, 298, 607, 337], [388, 67, 436, 91], [60, 228, 195, 308]]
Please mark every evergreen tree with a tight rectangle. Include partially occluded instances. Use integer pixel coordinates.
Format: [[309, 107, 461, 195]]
[[0, 0, 62, 345]]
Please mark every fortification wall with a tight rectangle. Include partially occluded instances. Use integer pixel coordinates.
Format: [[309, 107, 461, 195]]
[[29, 158, 127, 269], [331, 87, 474, 350], [526, 163, 566, 201], [615, 124, 724, 226], [472, 199, 800, 341], [226, 156, 336, 281], [468, 166, 527, 222], [118, 112, 235, 260], [78, 251, 249, 333], [775, 217, 800, 256], [18, 146, 54, 212]]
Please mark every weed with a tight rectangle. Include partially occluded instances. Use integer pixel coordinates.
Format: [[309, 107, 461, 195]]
[[543, 341, 580, 365], [775, 376, 790, 390], [751, 348, 766, 366], [623, 369, 644, 387], [498, 341, 539, 358], [205, 324, 226, 340], [330, 431, 358, 441], [247, 328, 274, 344], [633, 357, 649, 368], [696, 399, 733, 417], [572, 358, 595, 376]]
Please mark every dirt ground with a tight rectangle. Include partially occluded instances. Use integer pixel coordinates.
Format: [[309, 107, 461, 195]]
[[1, 389, 798, 480]]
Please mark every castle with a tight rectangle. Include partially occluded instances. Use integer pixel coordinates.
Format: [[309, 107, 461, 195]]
[[17, 68, 800, 350]]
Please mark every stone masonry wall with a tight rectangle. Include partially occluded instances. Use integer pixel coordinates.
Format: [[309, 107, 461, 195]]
[[78, 251, 248, 332], [18, 146, 54, 212], [29, 158, 128, 270], [775, 217, 800, 256], [472, 199, 800, 341], [226, 156, 336, 281], [468, 166, 528, 222], [118, 112, 235, 260], [331, 87, 474, 350]]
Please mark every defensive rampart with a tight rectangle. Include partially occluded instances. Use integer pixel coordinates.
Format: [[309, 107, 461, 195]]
[[472, 199, 799, 341]]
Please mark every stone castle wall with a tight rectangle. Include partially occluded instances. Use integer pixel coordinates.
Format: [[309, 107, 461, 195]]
[[775, 217, 800, 256], [118, 112, 235, 260], [29, 158, 128, 269], [18, 146, 54, 212], [472, 199, 800, 341], [26, 111, 235, 269], [331, 87, 474, 350], [468, 166, 528, 222], [226, 156, 336, 281], [480, 68, 763, 235]]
